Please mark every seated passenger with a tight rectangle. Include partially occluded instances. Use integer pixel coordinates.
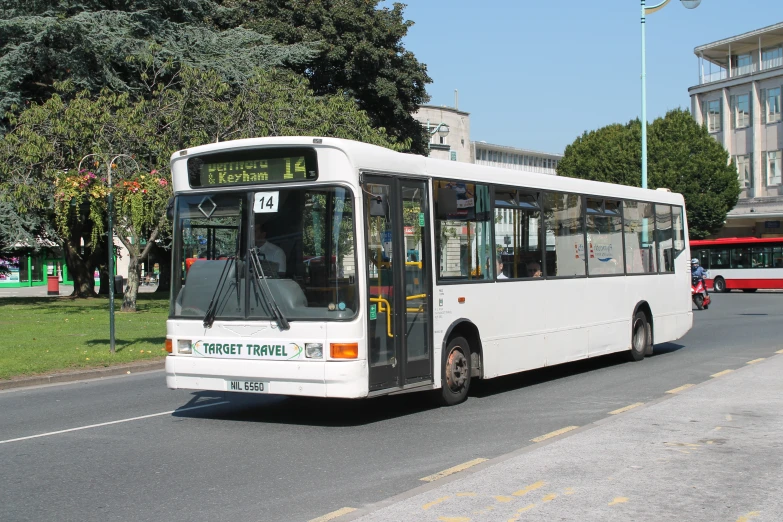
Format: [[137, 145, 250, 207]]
[[497, 257, 507, 279], [527, 261, 542, 278]]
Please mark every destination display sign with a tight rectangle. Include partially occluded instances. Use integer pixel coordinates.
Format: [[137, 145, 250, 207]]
[[187, 148, 318, 188]]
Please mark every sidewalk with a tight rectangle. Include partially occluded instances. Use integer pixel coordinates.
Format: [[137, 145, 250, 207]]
[[346, 355, 783, 522]]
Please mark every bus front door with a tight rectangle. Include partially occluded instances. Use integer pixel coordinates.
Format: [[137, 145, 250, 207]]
[[364, 177, 433, 392]]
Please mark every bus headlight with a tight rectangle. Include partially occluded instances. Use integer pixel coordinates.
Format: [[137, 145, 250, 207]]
[[178, 340, 192, 354], [305, 343, 323, 359]]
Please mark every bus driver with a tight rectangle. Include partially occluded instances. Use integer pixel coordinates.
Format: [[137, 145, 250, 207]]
[[254, 221, 287, 275]]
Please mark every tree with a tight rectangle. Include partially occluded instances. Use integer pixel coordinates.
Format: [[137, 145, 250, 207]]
[[1, 64, 400, 308], [0, 1, 318, 123], [237, 0, 432, 153], [557, 109, 740, 238]]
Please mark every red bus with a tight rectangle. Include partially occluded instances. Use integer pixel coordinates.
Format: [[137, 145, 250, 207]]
[[690, 237, 783, 292]]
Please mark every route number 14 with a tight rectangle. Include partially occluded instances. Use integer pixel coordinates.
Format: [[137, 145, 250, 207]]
[[253, 191, 280, 213]]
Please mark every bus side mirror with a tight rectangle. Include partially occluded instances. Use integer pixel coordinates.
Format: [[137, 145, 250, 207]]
[[369, 194, 388, 217], [166, 196, 175, 221], [436, 188, 458, 219]]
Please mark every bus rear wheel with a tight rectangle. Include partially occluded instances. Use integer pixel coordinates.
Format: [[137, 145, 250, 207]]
[[440, 336, 471, 406], [713, 276, 727, 293], [628, 312, 648, 362]]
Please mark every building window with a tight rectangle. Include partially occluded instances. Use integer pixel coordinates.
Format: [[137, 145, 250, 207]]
[[767, 87, 781, 123], [735, 154, 752, 188], [762, 46, 783, 69], [732, 53, 753, 76], [766, 151, 782, 186], [706, 99, 721, 132], [733, 94, 750, 128]]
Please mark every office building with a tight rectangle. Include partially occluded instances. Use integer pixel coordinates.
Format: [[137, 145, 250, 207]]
[[689, 22, 783, 238]]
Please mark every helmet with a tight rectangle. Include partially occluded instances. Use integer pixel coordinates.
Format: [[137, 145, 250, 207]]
[[691, 258, 699, 265]]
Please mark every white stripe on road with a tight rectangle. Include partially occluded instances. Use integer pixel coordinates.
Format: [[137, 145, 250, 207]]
[[0, 401, 229, 445]]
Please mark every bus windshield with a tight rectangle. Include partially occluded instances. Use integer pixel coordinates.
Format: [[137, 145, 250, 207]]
[[170, 186, 357, 321]]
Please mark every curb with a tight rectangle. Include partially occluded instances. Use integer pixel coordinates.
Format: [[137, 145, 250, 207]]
[[0, 359, 166, 391]]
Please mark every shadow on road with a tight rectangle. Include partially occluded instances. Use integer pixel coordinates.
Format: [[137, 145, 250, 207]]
[[171, 343, 687, 426]]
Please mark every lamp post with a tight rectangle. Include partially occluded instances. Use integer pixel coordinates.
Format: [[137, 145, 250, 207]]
[[426, 119, 450, 156], [640, 0, 701, 189], [78, 153, 138, 355]]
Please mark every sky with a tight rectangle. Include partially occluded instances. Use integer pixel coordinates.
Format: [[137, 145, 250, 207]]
[[394, 0, 782, 154]]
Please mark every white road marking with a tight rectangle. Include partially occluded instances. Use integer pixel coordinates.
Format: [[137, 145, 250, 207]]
[[0, 401, 229, 445]]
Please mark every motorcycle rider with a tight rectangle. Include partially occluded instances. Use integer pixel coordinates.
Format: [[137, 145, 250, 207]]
[[691, 258, 708, 294]]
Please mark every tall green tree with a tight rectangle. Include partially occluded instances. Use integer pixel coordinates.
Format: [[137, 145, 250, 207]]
[[557, 109, 741, 238], [237, 0, 432, 153], [0, 0, 317, 123], [0, 65, 400, 306]]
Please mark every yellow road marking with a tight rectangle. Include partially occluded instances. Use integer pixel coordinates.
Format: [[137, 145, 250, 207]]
[[308, 507, 357, 522], [736, 511, 760, 522], [608, 497, 629, 506], [456, 492, 477, 497], [542, 493, 557, 502], [422, 497, 450, 510], [711, 369, 734, 378], [508, 504, 536, 521], [746, 358, 765, 365], [531, 426, 579, 442], [420, 458, 488, 482], [564, 487, 575, 495], [776, 349, 783, 354], [609, 402, 644, 415], [706, 440, 714, 445], [726, 414, 733, 421], [513, 481, 546, 496], [494, 496, 513, 503], [666, 384, 694, 394], [438, 518, 471, 522], [714, 426, 722, 431]]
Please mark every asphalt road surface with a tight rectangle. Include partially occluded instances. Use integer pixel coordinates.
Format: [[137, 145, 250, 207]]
[[1, 292, 781, 522]]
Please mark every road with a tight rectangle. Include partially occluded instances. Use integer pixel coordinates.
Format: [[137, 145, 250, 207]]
[[1, 292, 780, 522]]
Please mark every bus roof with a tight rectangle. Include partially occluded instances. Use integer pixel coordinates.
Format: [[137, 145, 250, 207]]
[[172, 136, 685, 206], [690, 237, 783, 246]]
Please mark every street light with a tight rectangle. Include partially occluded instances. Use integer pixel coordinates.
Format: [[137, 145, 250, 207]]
[[426, 119, 450, 156], [640, 0, 700, 189], [77, 153, 138, 355]]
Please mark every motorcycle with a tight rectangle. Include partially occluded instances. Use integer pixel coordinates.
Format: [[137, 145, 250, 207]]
[[692, 276, 711, 310]]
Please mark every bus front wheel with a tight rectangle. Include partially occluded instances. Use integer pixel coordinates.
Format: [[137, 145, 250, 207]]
[[628, 312, 648, 362], [713, 277, 727, 293], [440, 336, 471, 406]]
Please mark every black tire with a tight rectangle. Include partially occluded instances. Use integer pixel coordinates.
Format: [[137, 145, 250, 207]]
[[742, 289, 757, 293], [693, 294, 704, 310], [439, 336, 471, 406], [703, 304, 709, 309], [713, 277, 727, 293], [628, 312, 648, 362]]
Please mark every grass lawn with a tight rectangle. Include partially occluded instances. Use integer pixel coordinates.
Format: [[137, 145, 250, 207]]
[[0, 293, 168, 380]]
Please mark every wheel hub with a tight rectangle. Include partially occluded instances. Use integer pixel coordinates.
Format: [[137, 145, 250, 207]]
[[446, 348, 468, 391], [633, 320, 645, 352]]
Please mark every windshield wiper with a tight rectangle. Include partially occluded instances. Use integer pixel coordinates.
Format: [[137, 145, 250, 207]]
[[249, 248, 290, 331], [203, 257, 236, 328]]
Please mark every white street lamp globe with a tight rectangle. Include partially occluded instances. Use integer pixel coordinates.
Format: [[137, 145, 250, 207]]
[[437, 124, 450, 138], [681, 0, 701, 9]]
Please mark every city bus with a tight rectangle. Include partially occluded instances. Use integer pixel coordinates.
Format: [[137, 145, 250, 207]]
[[165, 137, 693, 405], [691, 237, 783, 292]]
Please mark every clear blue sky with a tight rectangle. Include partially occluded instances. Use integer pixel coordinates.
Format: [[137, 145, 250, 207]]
[[395, 0, 781, 154]]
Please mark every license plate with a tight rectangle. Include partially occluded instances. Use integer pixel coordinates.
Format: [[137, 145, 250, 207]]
[[226, 380, 268, 393]]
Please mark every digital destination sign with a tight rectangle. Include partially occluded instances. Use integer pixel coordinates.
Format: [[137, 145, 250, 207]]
[[187, 148, 318, 188]]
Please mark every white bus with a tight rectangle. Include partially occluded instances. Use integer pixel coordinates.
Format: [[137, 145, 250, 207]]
[[165, 137, 693, 405]]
